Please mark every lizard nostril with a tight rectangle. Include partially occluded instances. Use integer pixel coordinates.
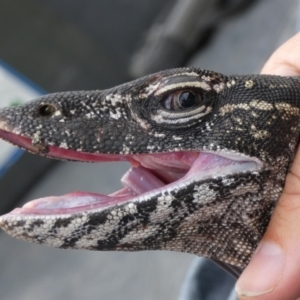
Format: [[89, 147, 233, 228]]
[[38, 104, 56, 117]]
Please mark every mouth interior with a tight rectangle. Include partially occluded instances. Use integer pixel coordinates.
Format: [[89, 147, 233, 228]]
[[0, 130, 261, 216]]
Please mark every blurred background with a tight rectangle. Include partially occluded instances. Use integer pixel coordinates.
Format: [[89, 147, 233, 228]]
[[0, 0, 298, 299]]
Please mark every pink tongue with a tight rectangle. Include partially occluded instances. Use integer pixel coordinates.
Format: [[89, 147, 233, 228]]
[[120, 166, 165, 194], [19, 166, 165, 213]]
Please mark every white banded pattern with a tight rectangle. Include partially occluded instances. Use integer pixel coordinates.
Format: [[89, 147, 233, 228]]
[[151, 105, 212, 125], [154, 81, 211, 96]]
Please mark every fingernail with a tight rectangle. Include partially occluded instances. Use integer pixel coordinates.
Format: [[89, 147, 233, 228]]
[[235, 241, 285, 297]]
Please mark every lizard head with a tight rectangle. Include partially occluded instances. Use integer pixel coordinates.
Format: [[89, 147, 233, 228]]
[[0, 67, 299, 268]]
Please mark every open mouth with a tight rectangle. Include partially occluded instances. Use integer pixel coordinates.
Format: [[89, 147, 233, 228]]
[[0, 129, 262, 216]]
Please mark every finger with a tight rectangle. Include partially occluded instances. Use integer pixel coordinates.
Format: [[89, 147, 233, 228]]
[[235, 32, 300, 300], [261, 32, 300, 76]]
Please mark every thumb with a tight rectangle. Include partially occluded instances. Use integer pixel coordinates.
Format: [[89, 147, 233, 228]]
[[235, 32, 300, 300]]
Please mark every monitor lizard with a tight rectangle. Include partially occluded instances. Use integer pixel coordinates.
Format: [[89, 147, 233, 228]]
[[0, 67, 299, 270]]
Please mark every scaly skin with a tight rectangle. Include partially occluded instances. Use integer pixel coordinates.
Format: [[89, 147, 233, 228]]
[[0, 67, 299, 268]]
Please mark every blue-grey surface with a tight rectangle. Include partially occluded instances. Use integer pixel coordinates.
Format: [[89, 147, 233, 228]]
[[0, 0, 299, 300], [179, 259, 236, 300]]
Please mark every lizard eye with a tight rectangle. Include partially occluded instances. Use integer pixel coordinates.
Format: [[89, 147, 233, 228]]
[[163, 91, 199, 110], [38, 104, 56, 117]]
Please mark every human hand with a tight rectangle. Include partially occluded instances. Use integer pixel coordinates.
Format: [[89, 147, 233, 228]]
[[235, 32, 300, 300]]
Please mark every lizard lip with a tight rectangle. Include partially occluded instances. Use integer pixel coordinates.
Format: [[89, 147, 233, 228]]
[[0, 129, 262, 216]]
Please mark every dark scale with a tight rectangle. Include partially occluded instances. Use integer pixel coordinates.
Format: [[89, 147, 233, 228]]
[[53, 218, 72, 228]]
